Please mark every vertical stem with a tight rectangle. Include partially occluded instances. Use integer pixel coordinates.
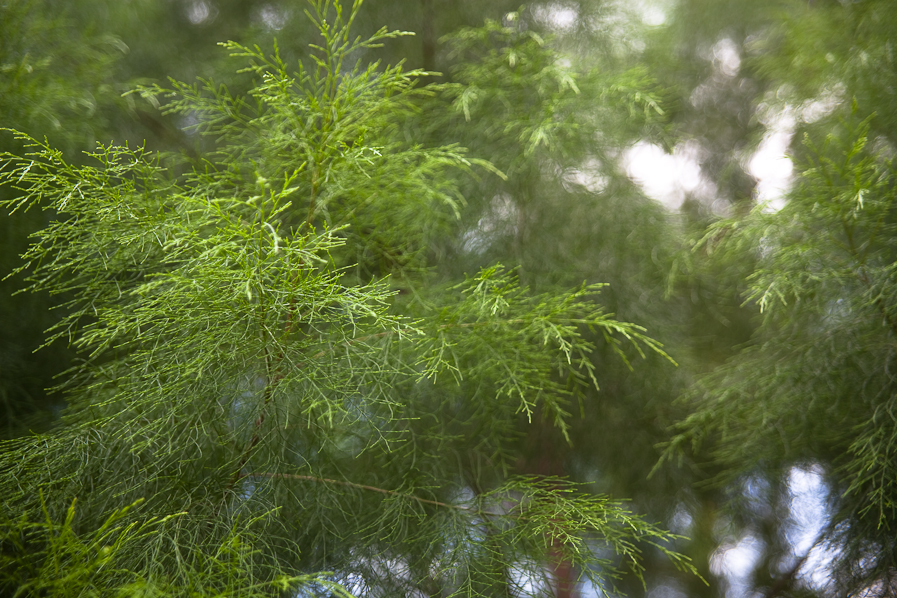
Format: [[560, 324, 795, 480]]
[[225, 204, 280, 500], [521, 416, 578, 598], [307, 166, 319, 226], [227, 345, 275, 490]]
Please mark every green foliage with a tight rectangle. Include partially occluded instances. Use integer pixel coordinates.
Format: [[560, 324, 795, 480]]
[[0, 0, 131, 440], [752, 0, 897, 144], [426, 13, 672, 301], [0, 0, 127, 151], [1, 494, 350, 597], [137, 11, 497, 279], [439, 17, 666, 175], [418, 14, 695, 597], [0, 1, 693, 595], [663, 106, 897, 592]]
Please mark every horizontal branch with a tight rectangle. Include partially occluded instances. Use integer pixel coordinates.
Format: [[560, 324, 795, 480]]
[[249, 472, 503, 516], [307, 319, 528, 359]]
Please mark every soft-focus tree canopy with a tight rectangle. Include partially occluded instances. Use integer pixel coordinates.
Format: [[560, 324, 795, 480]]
[[3, 0, 897, 597]]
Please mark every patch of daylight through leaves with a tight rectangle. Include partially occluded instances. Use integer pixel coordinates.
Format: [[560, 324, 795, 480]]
[[710, 464, 833, 598]]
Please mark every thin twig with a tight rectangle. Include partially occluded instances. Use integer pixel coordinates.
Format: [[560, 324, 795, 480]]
[[306, 319, 532, 360], [249, 472, 504, 517]]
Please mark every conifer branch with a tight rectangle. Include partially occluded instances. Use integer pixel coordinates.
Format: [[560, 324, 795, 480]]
[[249, 472, 498, 515], [840, 212, 897, 338], [0, 2, 694, 594]]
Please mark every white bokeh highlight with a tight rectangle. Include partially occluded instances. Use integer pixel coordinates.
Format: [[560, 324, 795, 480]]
[[749, 105, 796, 212], [532, 3, 578, 31], [624, 140, 717, 210], [787, 465, 836, 592]]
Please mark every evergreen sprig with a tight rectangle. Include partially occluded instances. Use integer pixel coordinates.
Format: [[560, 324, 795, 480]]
[[0, 1, 692, 595]]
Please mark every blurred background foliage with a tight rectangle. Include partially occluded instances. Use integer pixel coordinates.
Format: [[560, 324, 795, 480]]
[[3, 0, 897, 596]]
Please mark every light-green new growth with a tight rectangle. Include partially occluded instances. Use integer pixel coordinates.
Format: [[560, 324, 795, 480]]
[[0, 1, 694, 595]]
